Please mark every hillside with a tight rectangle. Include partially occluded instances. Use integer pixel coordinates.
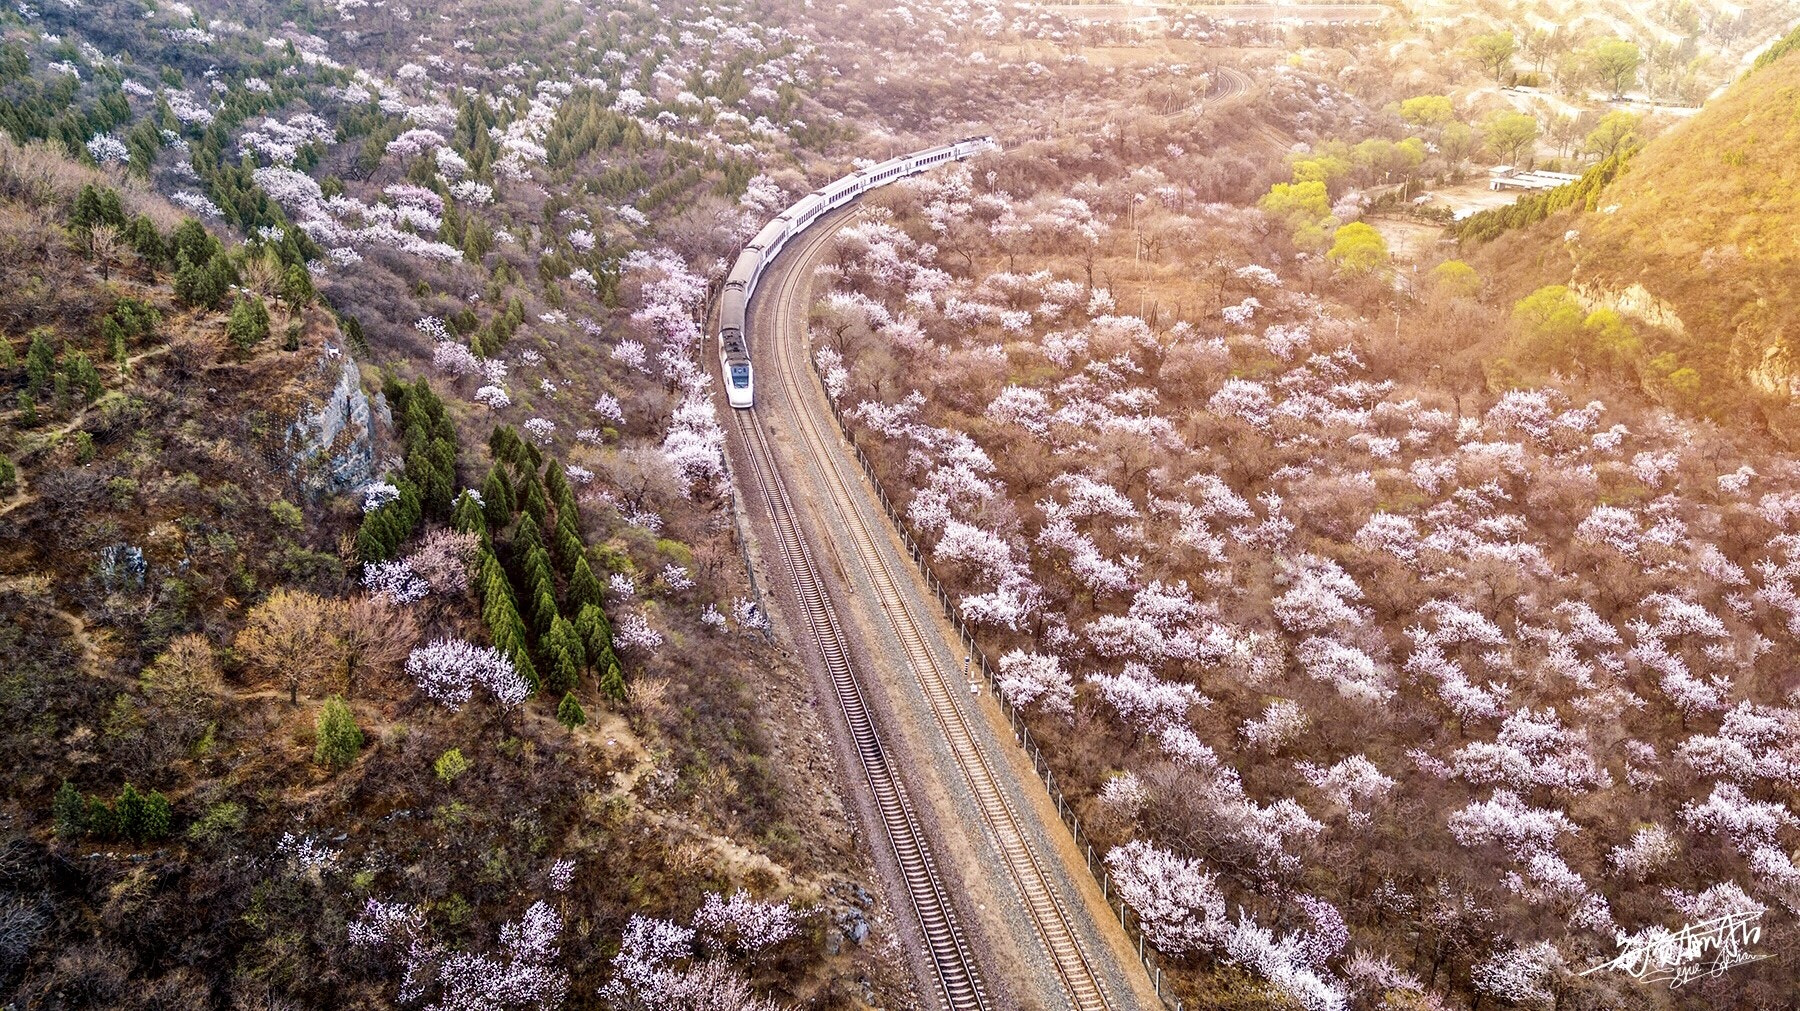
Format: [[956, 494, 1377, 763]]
[[0, 135, 895, 1008], [1474, 29, 1800, 419]]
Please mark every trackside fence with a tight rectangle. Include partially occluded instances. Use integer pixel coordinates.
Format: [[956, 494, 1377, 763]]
[[811, 355, 1186, 1011]]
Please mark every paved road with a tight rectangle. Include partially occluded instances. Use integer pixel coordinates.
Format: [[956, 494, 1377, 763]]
[[721, 208, 1166, 1011]]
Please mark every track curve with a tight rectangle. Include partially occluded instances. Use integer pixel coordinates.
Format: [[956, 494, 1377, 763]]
[[722, 200, 1159, 1010]]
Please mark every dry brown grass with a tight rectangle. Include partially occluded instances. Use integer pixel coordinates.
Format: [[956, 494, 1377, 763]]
[[0, 136, 186, 231]]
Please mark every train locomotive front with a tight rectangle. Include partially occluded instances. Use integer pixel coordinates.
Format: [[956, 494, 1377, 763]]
[[718, 134, 998, 409]]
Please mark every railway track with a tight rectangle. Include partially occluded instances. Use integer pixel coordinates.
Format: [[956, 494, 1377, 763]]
[[729, 329, 989, 1009], [753, 213, 1118, 1011]]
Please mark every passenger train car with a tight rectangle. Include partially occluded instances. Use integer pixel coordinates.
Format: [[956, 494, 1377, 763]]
[[718, 134, 999, 408]]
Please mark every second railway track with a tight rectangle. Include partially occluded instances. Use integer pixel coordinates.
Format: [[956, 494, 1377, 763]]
[[736, 209, 1120, 1011], [730, 332, 989, 1009]]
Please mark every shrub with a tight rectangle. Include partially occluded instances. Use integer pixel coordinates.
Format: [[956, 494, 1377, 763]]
[[268, 499, 303, 529], [187, 802, 245, 845], [227, 293, 271, 351], [434, 747, 471, 783], [313, 695, 363, 771]]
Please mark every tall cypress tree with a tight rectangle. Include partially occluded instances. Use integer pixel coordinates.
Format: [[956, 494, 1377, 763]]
[[575, 602, 615, 670], [556, 691, 586, 729], [568, 556, 604, 613], [453, 490, 488, 537], [520, 478, 549, 526], [543, 617, 582, 694], [543, 460, 570, 508], [314, 696, 363, 772], [481, 465, 515, 530], [599, 659, 627, 704], [512, 648, 540, 693], [531, 584, 559, 636]]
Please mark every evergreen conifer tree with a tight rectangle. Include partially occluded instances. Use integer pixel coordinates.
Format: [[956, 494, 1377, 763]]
[[482, 465, 515, 529], [227, 293, 271, 351], [143, 790, 173, 839], [313, 696, 363, 771], [599, 659, 627, 704], [85, 796, 118, 839], [52, 780, 85, 839], [569, 556, 604, 613], [556, 691, 586, 729], [115, 783, 149, 841], [453, 490, 488, 537], [24, 331, 55, 391]]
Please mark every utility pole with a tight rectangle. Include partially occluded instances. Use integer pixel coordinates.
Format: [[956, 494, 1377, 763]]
[[1132, 192, 1147, 319]]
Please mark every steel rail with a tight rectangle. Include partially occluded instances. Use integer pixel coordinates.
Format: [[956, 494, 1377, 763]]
[[760, 213, 1115, 1011]]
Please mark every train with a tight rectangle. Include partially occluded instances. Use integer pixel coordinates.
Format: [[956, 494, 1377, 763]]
[[718, 134, 1000, 408]]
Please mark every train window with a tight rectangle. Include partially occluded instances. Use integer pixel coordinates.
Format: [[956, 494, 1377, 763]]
[[730, 364, 750, 387]]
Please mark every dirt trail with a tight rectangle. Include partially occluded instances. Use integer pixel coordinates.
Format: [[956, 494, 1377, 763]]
[[0, 345, 172, 519]]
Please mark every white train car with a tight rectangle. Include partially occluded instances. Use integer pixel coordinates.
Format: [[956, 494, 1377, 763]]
[[718, 135, 999, 408]]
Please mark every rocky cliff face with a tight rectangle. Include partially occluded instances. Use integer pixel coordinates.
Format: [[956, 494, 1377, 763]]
[[1570, 281, 1687, 335], [285, 344, 386, 498]]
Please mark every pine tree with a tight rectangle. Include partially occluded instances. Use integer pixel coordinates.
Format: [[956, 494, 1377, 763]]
[[96, 187, 124, 228], [453, 490, 488, 537], [599, 659, 627, 704], [126, 214, 165, 268], [143, 790, 173, 839], [575, 602, 614, 665], [554, 514, 585, 571], [512, 647, 541, 693], [280, 262, 314, 308], [531, 584, 559, 635], [543, 460, 570, 508], [66, 352, 102, 402], [52, 780, 86, 839], [24, 330, 55, 391], [85, 796, 118, 840], [569, 556, 604, 613], [487, 600, 528, 660], [556, 691, 587, 729], [227, 293, 271, 351], [313, 696, 363, 771], [521, 477, 550, 525], [488, 424, 521, 463], [200, 254, 234, 309], [107, 319, 129, 370], [479, 550, 513, 603], [115, 783, 149, 841], [481, 465, 515, 529], [544, 615, 585, 693], [17, 391, 35, 426], [171, 218, 214, 266], [0, 334, 15, 370], [72, 184, 103, 230], [524, 544, 556, 600], [173, 255, 205, 307]]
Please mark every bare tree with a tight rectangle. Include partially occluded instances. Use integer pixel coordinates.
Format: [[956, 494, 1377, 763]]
[[88, 223, 126, 282], [328, 595, 420, 698], [236, 589, 335, 703]]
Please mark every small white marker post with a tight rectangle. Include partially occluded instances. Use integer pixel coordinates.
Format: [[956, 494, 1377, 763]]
[[965, 654, 979, 696]]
